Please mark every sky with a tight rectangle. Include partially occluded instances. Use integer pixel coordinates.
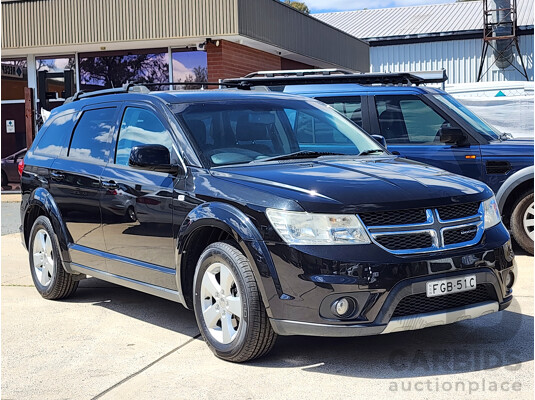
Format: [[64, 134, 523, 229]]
[[307, 0, 457, 13]]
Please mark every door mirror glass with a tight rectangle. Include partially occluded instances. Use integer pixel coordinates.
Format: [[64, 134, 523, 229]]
[[128, 144, 182, 175], [440, 125, 467, 146]]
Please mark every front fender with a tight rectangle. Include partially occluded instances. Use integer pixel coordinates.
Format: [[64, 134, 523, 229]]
[[23, 187, 73, 269], [176, 202, 285, 315], [495, 165, 534, 211]]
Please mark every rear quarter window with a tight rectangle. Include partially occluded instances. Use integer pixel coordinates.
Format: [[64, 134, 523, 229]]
[[34, 112, 77, 157]]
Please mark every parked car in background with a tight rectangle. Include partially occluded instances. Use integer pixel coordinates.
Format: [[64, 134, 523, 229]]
[[2, 148, 26, 187], [223, 71, 534, 254], [21, 85, 516, 362]]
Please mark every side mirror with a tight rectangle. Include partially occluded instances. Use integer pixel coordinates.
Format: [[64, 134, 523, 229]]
[[128, 144, 183, 176], [440, 126, 468, 146], [371, 134, 387, 149]]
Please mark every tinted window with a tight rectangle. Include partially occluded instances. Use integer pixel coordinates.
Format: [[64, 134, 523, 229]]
[[375, 95, 449, 145], [317, 96, 363, 127], [34, 112, 76, 156], [115, 108, 176, 166], [68, 108, 116, 163]]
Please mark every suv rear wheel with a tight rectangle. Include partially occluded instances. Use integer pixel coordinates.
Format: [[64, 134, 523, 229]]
[[29, 216, 79, 299], [510, 191, 534, 255], [193, 241, 277, 362]]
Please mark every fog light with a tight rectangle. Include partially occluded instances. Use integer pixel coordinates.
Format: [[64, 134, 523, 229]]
[[505, 271, 515, 289], [331, 297, 357, 318]]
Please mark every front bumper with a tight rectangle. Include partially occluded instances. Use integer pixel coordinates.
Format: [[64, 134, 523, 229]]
[[260, 224, 515, 336]]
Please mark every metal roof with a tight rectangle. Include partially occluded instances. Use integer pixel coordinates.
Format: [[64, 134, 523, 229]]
[[314, 0, 534, 41]]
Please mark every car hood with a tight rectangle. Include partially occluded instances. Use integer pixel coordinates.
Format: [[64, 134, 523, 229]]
[[212, 156, 492, 213], [483, 138, 534, 157]]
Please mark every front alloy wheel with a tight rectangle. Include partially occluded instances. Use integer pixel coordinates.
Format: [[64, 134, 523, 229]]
[[510, 191, 534, 255], [193, 241, 277, 362], [200, 262, 242, 344]]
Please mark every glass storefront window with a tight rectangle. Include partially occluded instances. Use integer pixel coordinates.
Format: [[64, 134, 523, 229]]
[[36, 56, 75, 106], [1, 59, 28, 100], [79, 49, 169, 91], [172, 50, 207, 89]]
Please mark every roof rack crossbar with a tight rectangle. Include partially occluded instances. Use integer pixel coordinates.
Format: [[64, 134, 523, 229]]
[[243, 69, 355, 78], [221, 70, 448, 89]]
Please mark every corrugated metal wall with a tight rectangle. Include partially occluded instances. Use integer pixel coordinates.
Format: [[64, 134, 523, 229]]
[[2, 0, 239, 49], [237, 0, 369, 72], [370, 35, 534, 83]]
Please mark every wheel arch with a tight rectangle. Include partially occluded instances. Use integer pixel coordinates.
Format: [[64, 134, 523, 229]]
[[496, 166, 534, 226], [23, 187, 73, 269], [176, 202, 282, 314]]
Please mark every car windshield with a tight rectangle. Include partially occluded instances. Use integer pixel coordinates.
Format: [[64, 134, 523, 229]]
[[432, 94, 502, 141], [171, 98, 383, 167]]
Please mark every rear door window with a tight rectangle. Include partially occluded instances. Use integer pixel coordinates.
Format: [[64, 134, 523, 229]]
[[68, 107, 116, 163]]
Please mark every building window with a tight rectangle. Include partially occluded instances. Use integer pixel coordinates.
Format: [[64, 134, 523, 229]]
[[79, 49, 169, 91], [36, 56, 76, 111], [172, 49, 207, 89], [1, 59, 28, 100]]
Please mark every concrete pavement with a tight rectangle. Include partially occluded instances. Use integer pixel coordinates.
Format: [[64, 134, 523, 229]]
[[1, 197, 533, 399]]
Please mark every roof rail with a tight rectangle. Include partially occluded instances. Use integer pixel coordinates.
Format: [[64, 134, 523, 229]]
[[221, 70, 448, 89], [65, 81, 247, 103], [243, 69, 356, 78]]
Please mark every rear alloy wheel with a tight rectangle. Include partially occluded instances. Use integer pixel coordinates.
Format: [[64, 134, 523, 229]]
[[193, 241, 277, 362], [510, 191, 534, 255], [29, 216, 79, 299]]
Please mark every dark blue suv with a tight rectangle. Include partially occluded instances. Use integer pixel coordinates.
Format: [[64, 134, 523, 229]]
[[223, 72, 534, 255], [21, 86, 516, 362]]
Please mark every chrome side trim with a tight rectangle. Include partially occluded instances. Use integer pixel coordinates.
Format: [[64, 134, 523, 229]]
[[381, 300, 498, 334], [70, 263, 184, 304]]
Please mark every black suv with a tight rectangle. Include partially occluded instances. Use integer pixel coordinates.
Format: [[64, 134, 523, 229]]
[[21, 87, 516, 362]]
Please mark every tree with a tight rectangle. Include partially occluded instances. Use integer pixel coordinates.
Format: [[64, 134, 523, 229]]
[[182, 66, 208, 90], [283, 0, 310, 14], [79, 53, 169, 89]]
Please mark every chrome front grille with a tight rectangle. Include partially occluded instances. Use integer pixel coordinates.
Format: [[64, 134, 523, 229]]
[[358, 202, 484, 254]]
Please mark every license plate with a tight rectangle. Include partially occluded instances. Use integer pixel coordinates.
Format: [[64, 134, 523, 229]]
[[426, 275, 476, 297]]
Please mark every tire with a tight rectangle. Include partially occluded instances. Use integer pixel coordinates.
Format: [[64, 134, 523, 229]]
[[193, 241, 277, 362], [1, 170, 7, 187], [29, 215, 79, 299], [510, 191, 534, 255]]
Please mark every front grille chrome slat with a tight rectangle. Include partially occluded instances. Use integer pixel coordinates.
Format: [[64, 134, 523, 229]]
[[358, 202, 484, 255]]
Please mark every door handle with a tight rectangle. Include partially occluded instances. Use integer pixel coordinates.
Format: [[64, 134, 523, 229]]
[[50, 171, 65, 181], [101, 180, 118, 190]]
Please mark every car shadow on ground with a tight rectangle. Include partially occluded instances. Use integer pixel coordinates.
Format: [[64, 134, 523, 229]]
[[64, 277, 199, 335], [62, 278, 532, 379]]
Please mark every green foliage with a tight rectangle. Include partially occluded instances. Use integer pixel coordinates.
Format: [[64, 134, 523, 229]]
[[283, 0, 310, 14]]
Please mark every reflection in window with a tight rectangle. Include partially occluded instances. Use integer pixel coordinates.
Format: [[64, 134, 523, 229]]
[[68, 108, 116, 163], [34, 112, 76, 156], [116, 108, 175, 166], [79, 50, 169, 91], [1, 59, 28, 100], [172, 50, 207, 89]]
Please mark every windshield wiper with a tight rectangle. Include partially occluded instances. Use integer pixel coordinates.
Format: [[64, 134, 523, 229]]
[[251, 151, 345, 163], [357, 149, 385, 156]]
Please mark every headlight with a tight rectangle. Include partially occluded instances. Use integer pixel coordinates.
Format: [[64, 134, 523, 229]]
[[483, 196, 501, 229], [266, 209, 370, 245]]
